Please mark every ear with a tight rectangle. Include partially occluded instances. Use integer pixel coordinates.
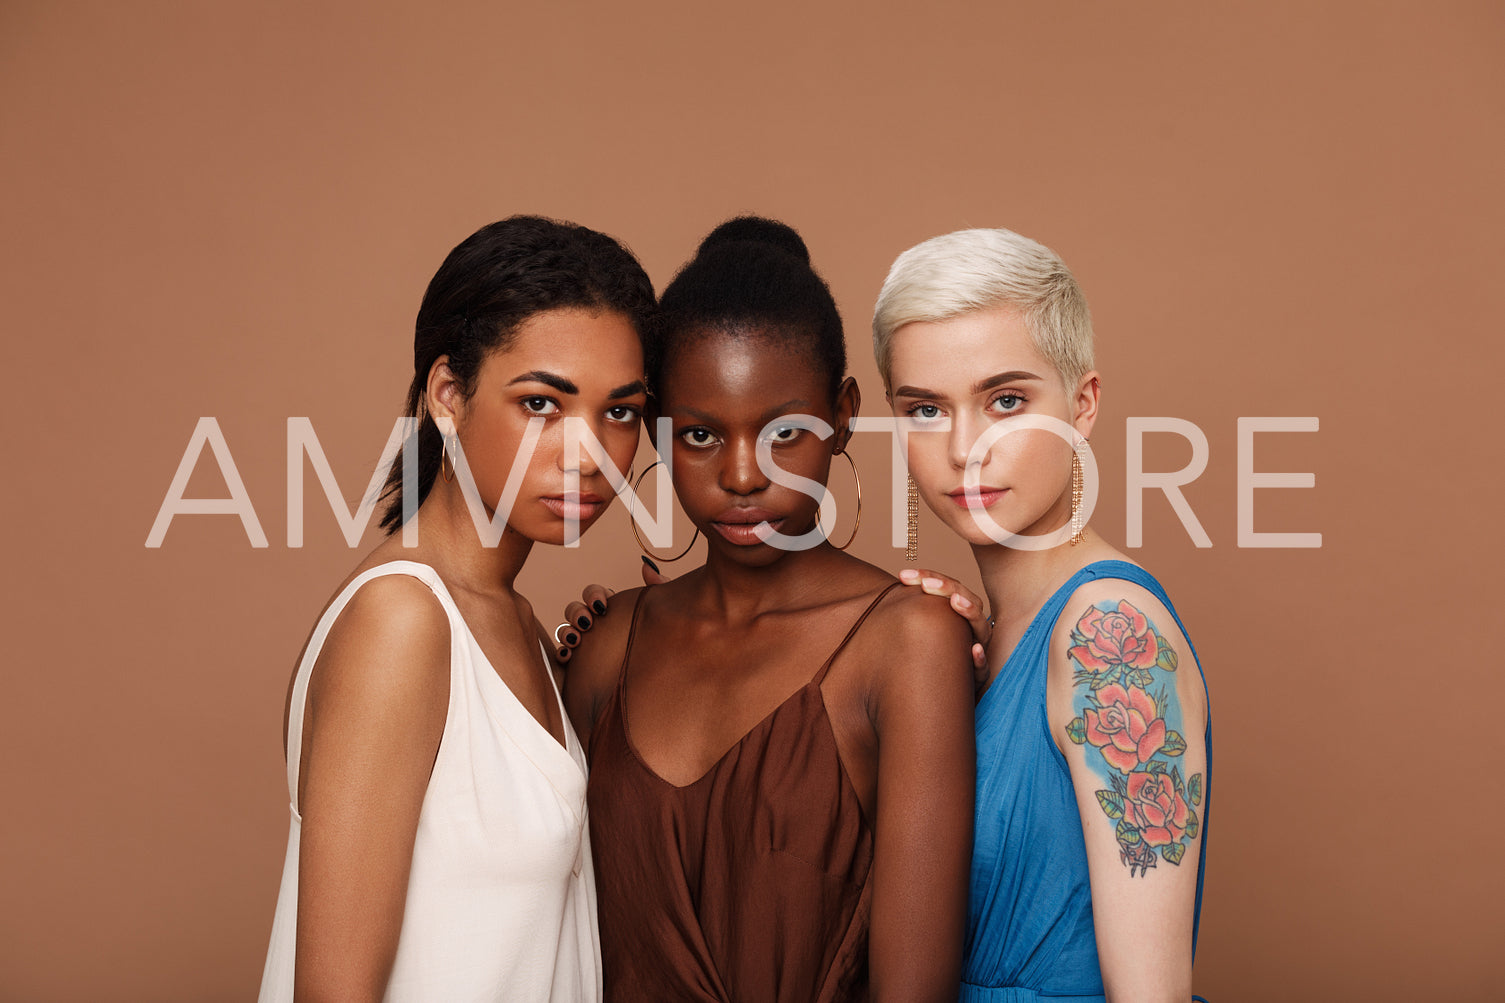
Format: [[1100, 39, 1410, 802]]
[[1071, 370, 1101, 441], [425, 356, 465, 429], [834, 376, 860, 452]]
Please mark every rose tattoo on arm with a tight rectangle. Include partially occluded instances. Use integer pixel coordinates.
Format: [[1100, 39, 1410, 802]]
[[1064, 600, 1203, 877]]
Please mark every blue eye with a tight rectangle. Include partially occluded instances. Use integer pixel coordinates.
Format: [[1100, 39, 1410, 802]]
[[907, 403, 944, 422], [990, 393, 1025, 413]]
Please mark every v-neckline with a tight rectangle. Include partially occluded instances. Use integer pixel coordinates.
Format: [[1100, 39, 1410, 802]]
[[620, 676, 822, 790], [386, 561, 582, 772]]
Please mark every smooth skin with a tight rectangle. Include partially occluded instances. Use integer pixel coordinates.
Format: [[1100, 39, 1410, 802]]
[[284, 307, 646, 1001], [887, 304, 1207, 1002], [563, 333, 975, 1002]]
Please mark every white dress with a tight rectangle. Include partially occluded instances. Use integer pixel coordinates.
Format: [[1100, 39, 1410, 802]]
[[258, 561, 601, 1002]]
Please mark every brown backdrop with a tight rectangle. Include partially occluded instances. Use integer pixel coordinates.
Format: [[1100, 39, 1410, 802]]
[[4, 2, 1501, 1000]]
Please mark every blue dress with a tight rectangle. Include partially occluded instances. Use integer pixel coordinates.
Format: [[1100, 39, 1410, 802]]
[[961, 560, 1211, 1003]]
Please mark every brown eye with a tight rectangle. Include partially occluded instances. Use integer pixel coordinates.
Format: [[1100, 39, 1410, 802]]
[[679, 427, 717, 447], [522, 396, 559, 415]]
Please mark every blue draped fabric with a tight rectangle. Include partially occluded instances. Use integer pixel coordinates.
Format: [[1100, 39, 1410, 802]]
[[963, 561, 1211, 1001]]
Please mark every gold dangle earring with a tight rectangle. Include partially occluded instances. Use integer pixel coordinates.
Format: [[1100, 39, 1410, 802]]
[[905, 473, 920, 561], [829, 449, 863, 551], [628, 460, 700, 562], [1070, 440, 1085, 546]]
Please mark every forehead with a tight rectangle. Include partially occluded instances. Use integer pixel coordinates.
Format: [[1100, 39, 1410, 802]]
[[887, 306, 1055, 391], [661, 331, 827, 411], [483, 307, 642, 377]]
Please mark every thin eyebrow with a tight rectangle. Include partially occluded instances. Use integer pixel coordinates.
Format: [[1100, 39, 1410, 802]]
[[607, 380, 646, 399], [508, 371, 579, 395]]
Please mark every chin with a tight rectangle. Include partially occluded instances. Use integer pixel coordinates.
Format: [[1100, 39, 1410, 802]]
[[938, 509, 1022, 549]]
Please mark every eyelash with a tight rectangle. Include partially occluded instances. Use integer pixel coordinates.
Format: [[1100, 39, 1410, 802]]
[[904, 393, 1028, 421], [677, 425, 805, 448], [521, 397, 642, 423], [679, 427, 718, 448], [989, 392, 1027, 413]]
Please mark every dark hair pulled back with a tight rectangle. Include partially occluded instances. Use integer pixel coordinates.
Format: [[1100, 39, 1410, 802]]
[[378, 215, 655, 532], [649, 216, 845, 404]]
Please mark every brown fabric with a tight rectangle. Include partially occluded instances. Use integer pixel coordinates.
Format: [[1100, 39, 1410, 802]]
[[587, 584, 900, 1003]]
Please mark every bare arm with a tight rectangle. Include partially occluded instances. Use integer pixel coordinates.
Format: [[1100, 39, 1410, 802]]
[[1049, 584, 1208, 1002], [561, 586, 642, 748], [292, 576, 450, 1002], [867, 591, 976, 1002]]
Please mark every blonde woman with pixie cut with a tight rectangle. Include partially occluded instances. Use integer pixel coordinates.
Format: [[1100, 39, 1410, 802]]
[[877, 228, 1211, 1003]]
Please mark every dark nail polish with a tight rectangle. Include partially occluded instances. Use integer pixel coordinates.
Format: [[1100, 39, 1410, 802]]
[[577, 616, 590, 630], [642, 556, 660, 573], [592, 600, 607, 615], [557, 646, 569, 660], [565, 632, 579, 645]]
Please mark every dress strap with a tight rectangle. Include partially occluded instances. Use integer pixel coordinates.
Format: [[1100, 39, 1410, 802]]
[[812, 581, 903, 687], [615, 588, 652, 705], [285, 560, 449, 815]]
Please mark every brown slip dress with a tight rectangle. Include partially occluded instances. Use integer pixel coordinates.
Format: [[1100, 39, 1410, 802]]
[[586, 582, 901, 1003]]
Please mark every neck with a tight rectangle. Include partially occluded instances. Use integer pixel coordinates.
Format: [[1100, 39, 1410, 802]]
[[412, 479, 534, 593], [973, 525, 1116, 641], [695, 535, 851, 624]]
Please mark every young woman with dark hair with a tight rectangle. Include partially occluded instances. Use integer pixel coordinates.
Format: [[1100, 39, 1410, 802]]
[[562, 218, 975, 1003], [258, 216, 654, 1002]]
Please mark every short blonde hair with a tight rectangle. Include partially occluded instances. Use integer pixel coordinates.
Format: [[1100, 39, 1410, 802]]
[[872, 228, 1094, 390]]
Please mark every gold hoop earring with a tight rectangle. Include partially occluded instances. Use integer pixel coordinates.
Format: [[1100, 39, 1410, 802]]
[[628, 460, 700, 562], [828, 450, 862, 551], [440, 433, 456, 483], [905, 473, 920, 562], [1070, 445, 1085, 546]]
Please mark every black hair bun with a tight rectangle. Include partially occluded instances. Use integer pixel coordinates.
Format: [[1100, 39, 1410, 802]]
[[696, 215, 811, 265]]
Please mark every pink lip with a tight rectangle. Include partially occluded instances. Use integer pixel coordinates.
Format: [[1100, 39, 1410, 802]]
[[541, 493, 606, 521], [945, 486, 1007, 510], [710, 507, 784, 546]]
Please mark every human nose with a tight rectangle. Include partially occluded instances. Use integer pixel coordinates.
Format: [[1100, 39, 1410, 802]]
[[559, 418, 603, 476], [720, 435, 769, 496], [947, 411, 987, 472]]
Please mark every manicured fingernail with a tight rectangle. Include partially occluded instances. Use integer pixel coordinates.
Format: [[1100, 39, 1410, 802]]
[[923, 577, 943, 589], [899, 569, 919, 582], [953, 595, 973, 610], [576, 616, 590, 629], [592, 600, 607, 615], [642, 556, 660, 573], [565, 632, 579, 645], [557, 646, 569, 659]]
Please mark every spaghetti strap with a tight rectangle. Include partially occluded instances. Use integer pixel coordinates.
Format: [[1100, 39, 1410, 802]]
[[615, 589, 651, 704], [812, 581, 903, 687]]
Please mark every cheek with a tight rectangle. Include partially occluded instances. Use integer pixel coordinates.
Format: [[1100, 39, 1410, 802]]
[[599, 422, 641, 476], [904, 436, 951, 490], [991, 432, 1069, 484]]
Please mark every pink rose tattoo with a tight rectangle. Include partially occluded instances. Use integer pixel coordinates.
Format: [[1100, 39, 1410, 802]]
[[1083, 683, 1166, 773], [1068, 601, 1159, 674], [1065, 598, 1202, 877]]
